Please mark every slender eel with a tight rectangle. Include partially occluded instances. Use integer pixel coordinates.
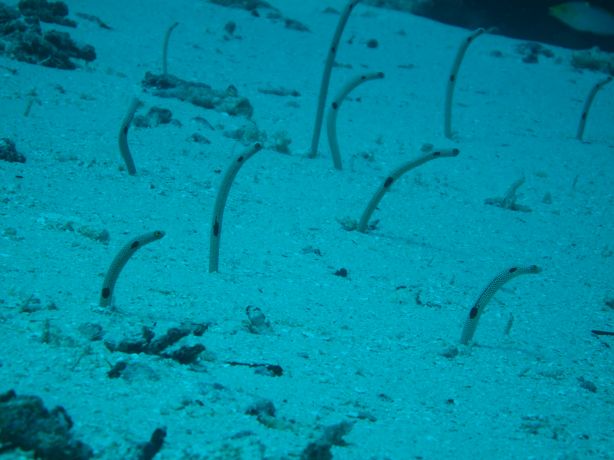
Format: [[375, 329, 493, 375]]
[[577, 76, 612, 141], [444, 28, 485, 139], [326, 71, 384, 170], [118, 97, 142, 175], [460, 264, 541, 345], [309, 0, 360, 158], [100, 230, 165, 307], [209, 142, 263, 273], [163, 22, 179, 76], [591, 330, 614, 336], [357, 148, 459, 233]]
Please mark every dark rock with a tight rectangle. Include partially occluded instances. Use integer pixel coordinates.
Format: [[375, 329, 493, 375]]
[[107, 360, 128, 378], [0, 138, 26, 163], [224, 20, 236, 35], [366, 38, 379, 48], [137, 427, 166, 460], [105, 324, 208, 365], [0, 3, 95, 69], [161, 344, 205, 364], [301, 442, 332, 460], [43, 30, 95, 61], [133, 106, 173, 128], [0, 389, 93, 459], [142, 72, 253, 117], [19, 0, 76, 27], [245, 399, 276, 418], [147, 326, 191, 354], [300, 421, 354, 460]]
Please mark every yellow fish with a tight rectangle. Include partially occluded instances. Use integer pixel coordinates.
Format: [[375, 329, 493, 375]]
[[549, 2, 614, 35]]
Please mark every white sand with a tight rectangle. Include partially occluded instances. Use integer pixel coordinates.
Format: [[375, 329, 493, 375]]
[[1, 0, 612, 458]]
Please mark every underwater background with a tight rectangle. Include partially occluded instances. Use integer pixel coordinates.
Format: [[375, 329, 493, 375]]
[[0, 0, 613, 458]]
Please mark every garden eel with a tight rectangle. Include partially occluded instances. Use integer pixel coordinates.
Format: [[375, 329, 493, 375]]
[[327, 71, 385, 170], [460, 264, 541, 345], [357, 148, 459, 233], [209, 142, 263, 273], [118, 97, 141, 175], [444, 28, 486, 139], [577, 75, 612, 140], [100, 230, 165, 307], [309, 0, 360, 157], [162, 22, 179, 76]]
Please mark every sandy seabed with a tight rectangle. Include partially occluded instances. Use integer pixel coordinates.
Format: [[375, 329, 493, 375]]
[[1, 1, 613, 458]]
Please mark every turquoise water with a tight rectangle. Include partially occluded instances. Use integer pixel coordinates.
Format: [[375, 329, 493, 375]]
[[0, 1, 612, 458]]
